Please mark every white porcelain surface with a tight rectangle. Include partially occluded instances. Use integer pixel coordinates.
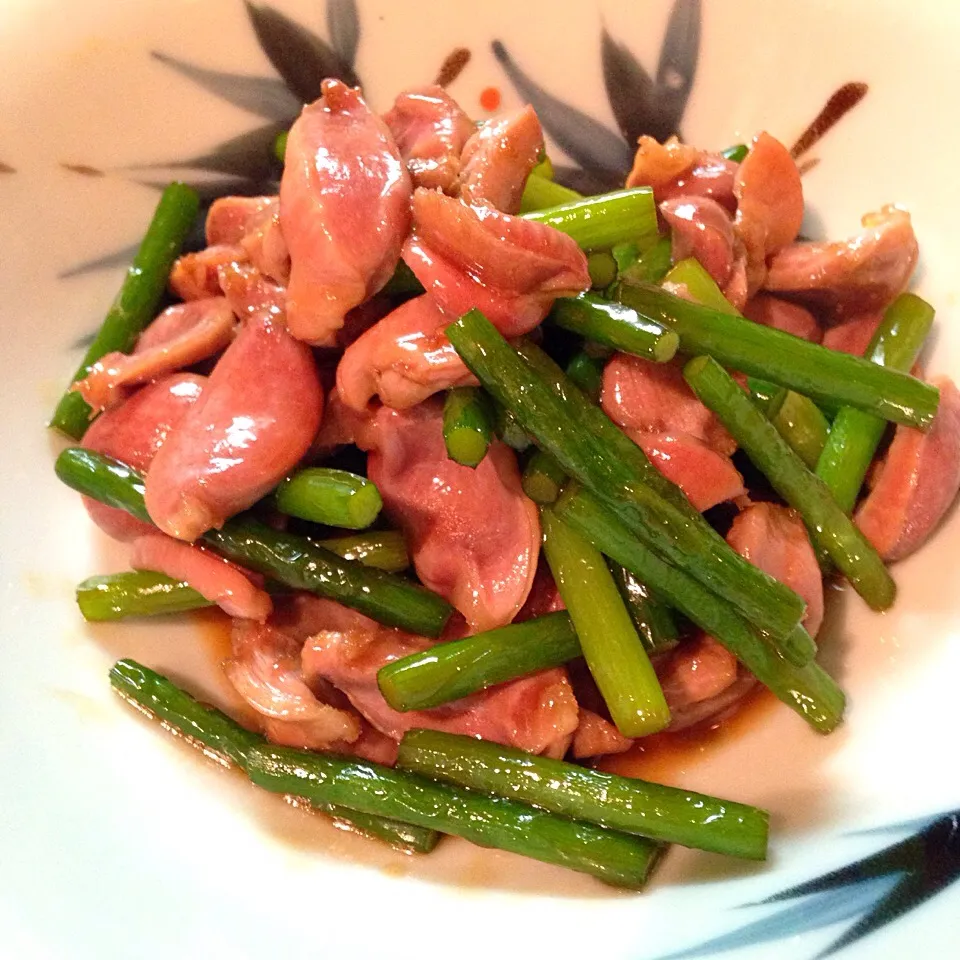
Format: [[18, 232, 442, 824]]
[[1, 1, 959, 958]]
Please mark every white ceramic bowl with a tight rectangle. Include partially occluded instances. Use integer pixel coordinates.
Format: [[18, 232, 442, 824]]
[[2, 1, 959, 957]]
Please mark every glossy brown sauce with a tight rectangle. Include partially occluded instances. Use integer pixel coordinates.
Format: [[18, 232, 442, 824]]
[[599, 687, 777, 784], [790, 81, 869, 159], [434, 47, 471, 88]]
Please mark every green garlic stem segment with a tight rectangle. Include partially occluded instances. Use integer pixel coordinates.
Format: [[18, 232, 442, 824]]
[[442, 387, 494, 468], [109, 659, 439, 852], [615, 282, 939, 428], [77, 571, 211, 621], [551, 294, 680, 364], [276, 468, 383, 530], [554, 483, 845, 734], [683, 356, 896, 611], [609, 563, 679, 655], [816, 293, 935, 512], [519, 172, 582, 213], [445, 311, 807, 643], [541, 507, 670, 737], [51, 182, 201, 440], [524, 187, 658, 252], [55, 448, 453, 637], [397, 729, 769, 860], [377, 611, 581, 712]]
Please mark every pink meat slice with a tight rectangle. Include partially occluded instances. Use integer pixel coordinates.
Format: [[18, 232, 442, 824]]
[[336, 294, 477, 412], [81, 374, 205, 541], [856, 376, 960, 561], [660, 196, 735, 287], [630, 431, 746, 512], [359, 399, 540, 631], [130, 532, 272, 621], [225, 619, 362, 748], [382, 84, 475, 193], [458, 105, 544, 214], [765, 206, 919, 319], [515, 560, 566, 621], [239, 199, 290, 285], [216, 259, 286, 322], [656, 634, 741, 731], [602, 352, 736, 455], [570, 709, 632, 759], [743, 293, 822, 343], [206, 195, 278, 246], [74, 297, 236, 412], [300, 600, 578, 757], [279, 79, 412, 346], [144, 312, 322, 541], [627, 135, 737, 210], [169, 245, 245, 301], [402, 188, 590, 333], [821, 312, 883, 356], [726, 501, 824, 637], [733, 132, 804, 296]]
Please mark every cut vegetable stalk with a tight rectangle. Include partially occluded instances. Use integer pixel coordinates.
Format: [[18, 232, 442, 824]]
[[615, 282, 939, 428], [442, 387, 494, 467], [664, 259, 830, 469], [554, 483, 844, 733], [109, 659, 439, 852], [523, 187, 658, 252], [446, 311, 807, 643], [78, 571, 210, 621], [610, 563, 679, 655], [50, 182, 200, 440], [276, 467, 383, 530], [541, 507, 670, 737], [398, 730, 769, 860], [55, 448, 453, 637], [378, 611, 581, 711], [683, 356, 896, 611], [518, 172, 582, 213], [550, 294, 679, 363], [619, 236, 672, 286], [816, 293, 936, 512]]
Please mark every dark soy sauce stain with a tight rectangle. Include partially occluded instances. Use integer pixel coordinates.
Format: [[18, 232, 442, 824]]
[[790, 81, 869, 159]]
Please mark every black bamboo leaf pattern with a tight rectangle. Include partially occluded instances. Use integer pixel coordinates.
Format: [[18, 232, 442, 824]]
[[134, 121, 287, 183], [654, 810, 960, 959], [550, 163, 626, 196], [150, 51, 299, 121], [654, 0, 700, 139], [326, 0, 360, 70], [244, 0, 358, 102], [491, 40, 633, 174], [601, 27, 656, 146], [59, 243, 141, 279]]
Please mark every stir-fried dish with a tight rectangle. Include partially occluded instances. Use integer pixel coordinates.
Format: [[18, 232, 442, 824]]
[[50, 78, 960, 888]]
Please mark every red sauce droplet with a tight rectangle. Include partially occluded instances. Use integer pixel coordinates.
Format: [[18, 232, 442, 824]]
[[479, 86, 501, 112]]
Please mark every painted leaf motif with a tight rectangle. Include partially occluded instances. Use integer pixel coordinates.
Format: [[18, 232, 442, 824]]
[[655, 810, 960, 960], [550, 163, 627, 196], [600, 27, 656, 145], [326, 0, 360, 69], [244, 1, 359, 102], [135, 121, 287, 183], [654, 0, 700, 139], [491, 39, 633, 174], [59, 243, 141, 279], [150, 51, 300, 121]]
